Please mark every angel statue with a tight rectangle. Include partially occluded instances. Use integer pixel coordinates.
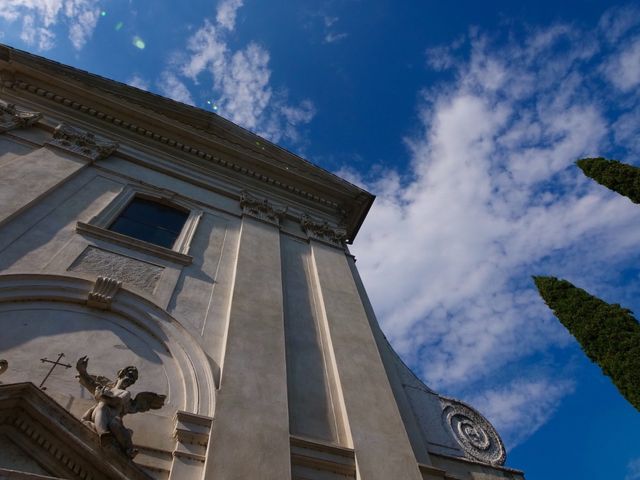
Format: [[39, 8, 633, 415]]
[[75, 355, 166, 458]]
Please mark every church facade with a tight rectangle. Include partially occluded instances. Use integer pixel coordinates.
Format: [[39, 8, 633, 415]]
[[0, 44, 524, 480]]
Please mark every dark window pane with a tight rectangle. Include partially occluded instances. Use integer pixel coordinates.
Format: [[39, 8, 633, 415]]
[[119, 198, 187, 234], [109, 197, 188, 249]]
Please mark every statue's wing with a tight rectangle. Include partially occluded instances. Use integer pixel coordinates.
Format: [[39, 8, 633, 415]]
[[131, 392, 166, 413]]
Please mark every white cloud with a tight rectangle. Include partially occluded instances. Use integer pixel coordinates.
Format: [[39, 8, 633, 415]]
[[216, 0, 243, 32], [348, 9, 640, 447], [324, 32, 348, 44], [627, 458, 640, 480], [472, 378, 575, 448], [157, 71, 194, 106], [127, 75, 150, 91], [603, 36, 640, 92], [0, 0, 101, 50], [321, 15, 347, 44], [169, 2, 314, 144]]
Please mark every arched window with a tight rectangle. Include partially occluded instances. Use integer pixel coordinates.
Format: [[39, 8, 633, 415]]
[[109, 196, 189, 249]]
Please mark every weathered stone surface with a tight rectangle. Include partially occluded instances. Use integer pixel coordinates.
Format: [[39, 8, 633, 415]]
[[69, 247, 163, 293]]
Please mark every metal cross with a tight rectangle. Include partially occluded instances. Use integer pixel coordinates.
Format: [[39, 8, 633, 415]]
[[39, 353, 72, 390]]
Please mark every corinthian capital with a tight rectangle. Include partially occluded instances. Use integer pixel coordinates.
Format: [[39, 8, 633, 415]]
[[47, 123, 118, 161], [239, 191, 287, 227], [0, 100, 42, 133], [301, 214, 347, 247]]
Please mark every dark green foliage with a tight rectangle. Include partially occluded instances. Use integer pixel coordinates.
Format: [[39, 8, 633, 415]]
[[534, 276, 640, 412], [577, 157, 640, 204]]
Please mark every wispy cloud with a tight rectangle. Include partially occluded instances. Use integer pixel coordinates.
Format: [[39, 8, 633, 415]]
[[324, 31, 348, 44], [322, 15, 348, 44], [157, 71, 194, 105], [602, 36, 640, 92], [216, 0, 243, 31], [472, 378, 574, 448], [347, 7, 640, 447], [127, 74, 150, 91], [626, 457, 640, 480], [0, 0, 101, 50], [162, 0, 314, 144]]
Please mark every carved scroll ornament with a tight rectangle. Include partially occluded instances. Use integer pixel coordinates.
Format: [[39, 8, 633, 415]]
[[0, 101, 42, 133], [47, 123, 118, 161], [87, 276, 122, 310], [441, 397, 506, 466]]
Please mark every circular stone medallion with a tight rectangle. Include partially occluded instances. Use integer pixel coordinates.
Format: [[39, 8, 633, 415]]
[[441, 398, 506, 465]]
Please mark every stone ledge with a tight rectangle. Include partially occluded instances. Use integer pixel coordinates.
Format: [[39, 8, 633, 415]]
[[76, 222, 193, 265], [290, 435, 355, 479]]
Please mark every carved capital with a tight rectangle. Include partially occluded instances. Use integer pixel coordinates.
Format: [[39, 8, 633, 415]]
[[87, 276, 122, 310], [441, 397, 506, 466], [240, 191, 287, 227], [301, 215, 347, 247], [47, 123, 118, 161], [0, 100, 42, 133]]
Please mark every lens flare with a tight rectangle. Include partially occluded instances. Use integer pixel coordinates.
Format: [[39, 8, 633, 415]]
[[115, 21, 124, 31], [100, 11, 107, 17], [132, 36, 146, 49]]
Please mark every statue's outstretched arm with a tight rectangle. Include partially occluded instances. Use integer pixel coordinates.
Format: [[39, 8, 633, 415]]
[[75, 356, 100, 393]]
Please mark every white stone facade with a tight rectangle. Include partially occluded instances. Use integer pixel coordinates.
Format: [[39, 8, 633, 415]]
[[0, 45, 525, 480]]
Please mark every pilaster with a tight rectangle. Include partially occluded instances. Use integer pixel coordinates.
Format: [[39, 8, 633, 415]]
[[204, 208, 290, 479], [310, 240, 423, 480]]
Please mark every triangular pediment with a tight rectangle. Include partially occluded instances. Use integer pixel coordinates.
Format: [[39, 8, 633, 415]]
[[0, 383, 152, 480]]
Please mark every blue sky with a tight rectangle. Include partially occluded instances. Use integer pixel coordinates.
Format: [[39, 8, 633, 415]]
[[2, 1, 640, 478]]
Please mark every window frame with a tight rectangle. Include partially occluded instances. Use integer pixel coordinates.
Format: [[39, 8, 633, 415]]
[[76, 185, 202, 265]]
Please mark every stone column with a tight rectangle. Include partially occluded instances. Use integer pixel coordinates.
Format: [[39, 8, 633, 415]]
[[0, 120, 117, 227], [204, 193, 290, 479], [309, 238, 423, 480]]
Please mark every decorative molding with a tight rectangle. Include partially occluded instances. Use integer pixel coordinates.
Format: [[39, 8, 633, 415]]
[[46, 122, 118, 161], [301, 214, 347, 247], [240, 191, 287, 227], [2, 77, 343, 210], [76, 223, 192, 266], [173, 411, 213, 463], [0, 100, 42, 133], [0, 359, 7, 376], [440, 397, 506, 466], [87, 276, 122, 309]]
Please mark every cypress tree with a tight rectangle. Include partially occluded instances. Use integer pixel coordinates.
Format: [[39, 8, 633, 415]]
[[534, 276, 640, 412], [576, 157, 640, 204]]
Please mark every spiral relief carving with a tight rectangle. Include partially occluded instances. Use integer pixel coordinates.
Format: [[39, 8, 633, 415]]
[[441, 398, 506, 466]]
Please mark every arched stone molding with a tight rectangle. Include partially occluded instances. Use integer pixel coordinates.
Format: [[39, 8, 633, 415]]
[[0, 273, 215, 417]]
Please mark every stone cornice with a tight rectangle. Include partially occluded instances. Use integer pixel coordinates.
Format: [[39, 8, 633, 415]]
[[2, 75, 341, 209], [0, 44, 375, 243], [0, 99, 41, 132]]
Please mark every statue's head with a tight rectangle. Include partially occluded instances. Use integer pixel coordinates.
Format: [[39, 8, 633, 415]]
[[116, 365, 138, 388]]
